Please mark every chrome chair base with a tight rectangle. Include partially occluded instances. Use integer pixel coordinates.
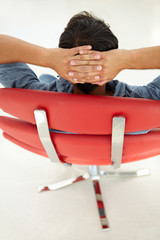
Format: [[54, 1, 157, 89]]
[[100, 168, 150, 178], [38, 166, 150, 231], [38, 173, 90, 192]]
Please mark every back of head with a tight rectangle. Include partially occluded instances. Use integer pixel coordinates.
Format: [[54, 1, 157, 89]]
[[59, 11, 118, 94]]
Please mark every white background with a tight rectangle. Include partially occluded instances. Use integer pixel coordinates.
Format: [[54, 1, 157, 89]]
[[0, 0, 160, 239]]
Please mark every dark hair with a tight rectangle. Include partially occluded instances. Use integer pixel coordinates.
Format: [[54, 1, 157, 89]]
[[59, 11, 118, 94]]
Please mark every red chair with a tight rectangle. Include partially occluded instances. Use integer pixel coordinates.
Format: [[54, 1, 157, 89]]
[[0, 88, 160, 231]]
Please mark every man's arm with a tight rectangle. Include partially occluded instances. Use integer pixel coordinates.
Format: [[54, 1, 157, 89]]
[[96, 46, 160, 85], [125, 46, 160, 69], [69, 46, 160, 85], [0, 34, 101, 84], [0, 34, 46, 66]]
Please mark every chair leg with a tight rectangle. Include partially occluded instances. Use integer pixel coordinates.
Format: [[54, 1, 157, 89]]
[[92, 179, 110, 231], [38, 173, 90, 192], [100, 168, 150, 178], [89, 166, 110, 231]]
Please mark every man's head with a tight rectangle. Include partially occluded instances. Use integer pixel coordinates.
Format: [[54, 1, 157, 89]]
[[59, 11, 118, 94]]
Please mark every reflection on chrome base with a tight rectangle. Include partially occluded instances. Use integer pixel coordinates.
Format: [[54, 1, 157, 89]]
[[92, 180, 110, 231], [89, 165, 110, 231], [38, 173, 90, 192], [100, 169, 150, 178]]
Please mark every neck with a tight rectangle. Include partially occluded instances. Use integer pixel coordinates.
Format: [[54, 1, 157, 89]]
[[73, 84, 114, 96]]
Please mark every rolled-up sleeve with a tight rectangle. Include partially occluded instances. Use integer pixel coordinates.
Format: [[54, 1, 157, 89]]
[[114, 75, 160, 100], [126, 75, 160, 100], [0, 62, 58, 91]]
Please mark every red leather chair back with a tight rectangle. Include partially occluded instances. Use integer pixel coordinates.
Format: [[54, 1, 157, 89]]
[[0, 88, 160, 134], [0, 88, 160, 165]]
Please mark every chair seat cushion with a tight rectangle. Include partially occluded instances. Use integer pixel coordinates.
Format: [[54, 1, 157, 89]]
[[1, 116, 160, 165]]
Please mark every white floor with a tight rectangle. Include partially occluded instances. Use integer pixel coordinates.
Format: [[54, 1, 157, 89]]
[[0, 0, 160, 239]]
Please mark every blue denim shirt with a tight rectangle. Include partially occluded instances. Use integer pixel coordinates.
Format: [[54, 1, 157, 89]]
[[0, 62, 160, 99], [0, 62, 160, 134]]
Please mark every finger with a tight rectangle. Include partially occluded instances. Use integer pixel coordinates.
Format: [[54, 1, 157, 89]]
[[68, 73, 101, 82], [70, 53, 101, 61], [67, 72, 110, 84], [71, 45, 92, 55], [79, 50, 101, 55], [95, 80, 109, 86], [70, 65, 102, 73], [65, 77, 80, 84], [70, 60, 102, 66], [91, 80, 103, 84], [67, 73, 101, 83]]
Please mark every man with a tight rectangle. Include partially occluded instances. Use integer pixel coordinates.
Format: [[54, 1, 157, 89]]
[[0, 11, 160, 99]]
